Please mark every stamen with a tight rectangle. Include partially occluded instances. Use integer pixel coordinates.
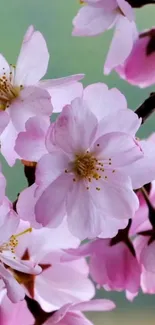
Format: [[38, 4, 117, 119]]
[[14, 228, 32, 238]]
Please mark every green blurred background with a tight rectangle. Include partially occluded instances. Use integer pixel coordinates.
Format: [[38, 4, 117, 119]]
[[1, 0, 155, 323]]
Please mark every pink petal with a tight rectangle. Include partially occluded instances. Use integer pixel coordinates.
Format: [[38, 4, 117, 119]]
[[15, 116, 49, 161], [83, 83, 127, 120], [0, 253, 41, 275], [71, 299, 115, 311], [0, 54, 10, 78], [141, 269, 155, 294], [89, 170, 139, 220], [117, 33, 155, 88], [93, 132, 143, 167], [121, 139, 155, 189], [16, 184, 41, 228], [0, 209, 19, 246], [0, 173, 6, 205], [0, 121, 19, 166], [0, 111, 9, 135], [9, 86, 52, 131], [96, 109, 141, 138], [35, 173, 73, 227], [40, 76, 84, 113], [50, 98, 97, 155], [140, 242, 155, 273], [67, 181, 108, 239], [104, 17, 138, 74], [15, 26, 49, 86], [0, 264, 25, 302], [117, 0, 134, 20], [72, 6, 117, 36], [98, 217, 128, 238], [0, 294, 34, 325], [35, 259, 94, 312], [46, 311, 93, 325], [36, 152, 70, 188]]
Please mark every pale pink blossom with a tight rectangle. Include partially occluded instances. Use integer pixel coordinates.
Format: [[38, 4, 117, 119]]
[[0, 25, 84, 166], [43, 299, 115, 325], [0, 289, 34, 325], [64, 238, 141, 301], [16, 83, 155, 238], [0, 199, 41, 303], [11, 220, 94, 312], [33, 96, 143, 240], [72, 0, 137, 73], [116, 28, 155, 87]]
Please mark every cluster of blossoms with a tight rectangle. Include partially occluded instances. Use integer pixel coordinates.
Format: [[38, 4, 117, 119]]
[[0, 1, 155, 324]]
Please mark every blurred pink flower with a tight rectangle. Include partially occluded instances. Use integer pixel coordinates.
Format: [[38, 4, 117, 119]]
[[116, 28, 155, 87], [72, 0, 137, 73], [64, 237, 141, 301]]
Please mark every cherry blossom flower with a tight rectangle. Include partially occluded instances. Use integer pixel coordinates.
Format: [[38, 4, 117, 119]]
[[16, 83, 155, 238], [0, 199, 41, 303], [0, 25, 84, 166], [33, 96, 143, 239], [10, 220, 94, 312], [116, 28, 155, 87], [43, 299, 115, 325], [72, 0, 137, 74]]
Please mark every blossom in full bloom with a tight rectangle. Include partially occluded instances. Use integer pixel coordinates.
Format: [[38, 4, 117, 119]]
[[10, 220, 94, 312], [33, 95, 143, 239], [0, 25, 84, 166], [116, 28, 155, 88], [72, 0, 137, 74], [16, 83, 155, 238]]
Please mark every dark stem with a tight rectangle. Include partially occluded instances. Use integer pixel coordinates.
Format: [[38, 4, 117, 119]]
[[24, 165, 36, 186], [110, 219, 135, 256], [135, 92, 155, 123], [25, 296, 54, 325], [126, 0, 155, 8]]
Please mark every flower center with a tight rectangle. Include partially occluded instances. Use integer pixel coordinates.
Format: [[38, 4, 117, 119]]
[[72, 152, 99, 180], [0, 66, 23, 111], [65, 147, 116, 191]]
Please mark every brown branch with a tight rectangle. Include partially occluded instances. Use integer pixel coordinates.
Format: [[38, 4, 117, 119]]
[[126, 0, 155, 8], [135, 92, 155, 123], [25, 296, 54, 325]]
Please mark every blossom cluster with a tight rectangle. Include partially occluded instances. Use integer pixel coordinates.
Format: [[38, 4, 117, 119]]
[[0, 1, 155, 324]]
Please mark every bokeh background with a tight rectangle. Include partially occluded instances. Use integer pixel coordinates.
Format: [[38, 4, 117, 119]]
[[0, 0, 155, 323]]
